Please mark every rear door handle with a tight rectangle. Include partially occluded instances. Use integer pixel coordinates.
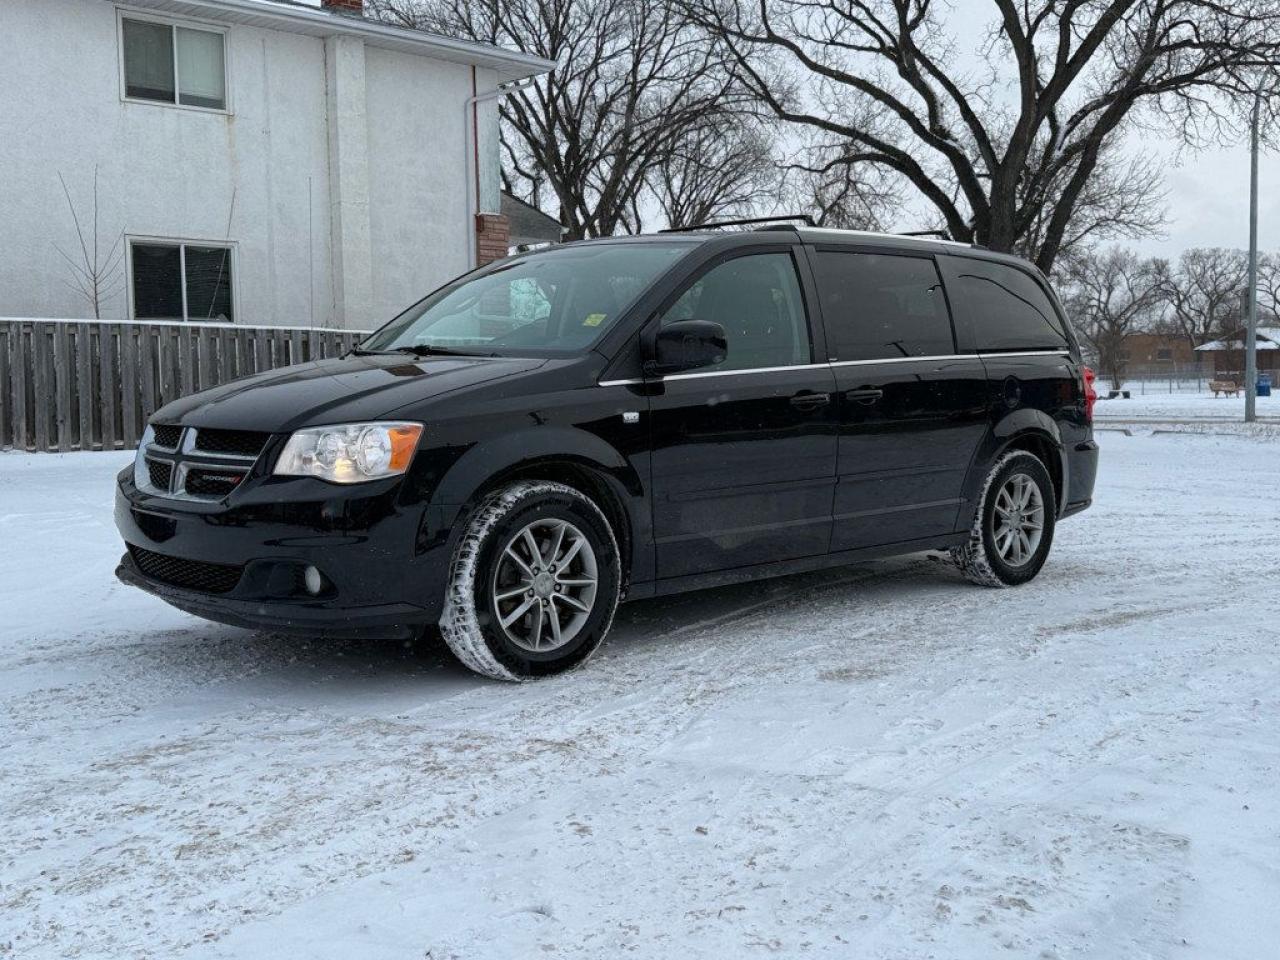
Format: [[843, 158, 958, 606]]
[[790, 391, 831, 410], [846, 387, 884, 404]]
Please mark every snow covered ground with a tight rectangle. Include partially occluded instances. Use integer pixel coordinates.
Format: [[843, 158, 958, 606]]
[[1095, 389, 1279, 422], [3, 434, 1279, 960]]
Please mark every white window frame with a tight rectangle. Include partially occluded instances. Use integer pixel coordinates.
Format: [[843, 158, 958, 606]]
[[116, 7, 232, 115], [126, 236, 240, 323]]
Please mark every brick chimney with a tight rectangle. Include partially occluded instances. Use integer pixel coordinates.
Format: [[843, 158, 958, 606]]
[[476, 214, 511, 266], [321, 0, 364, 14]]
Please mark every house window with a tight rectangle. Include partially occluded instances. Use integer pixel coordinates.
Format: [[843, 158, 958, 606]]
[[121, 17, 226, 110], [1118, 350, 1131, 362], [1156, 347, 1173, 361], [131, 241, 235, 321]]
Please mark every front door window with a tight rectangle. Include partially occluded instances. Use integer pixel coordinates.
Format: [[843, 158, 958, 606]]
[[660, 252, 811, 370]]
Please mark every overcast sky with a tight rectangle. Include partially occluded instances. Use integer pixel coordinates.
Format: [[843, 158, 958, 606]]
[[1137, 142, 1280, 259], [871, 133, 1279, 260]]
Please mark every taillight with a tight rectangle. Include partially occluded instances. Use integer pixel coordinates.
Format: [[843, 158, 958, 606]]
[[1082, 366, 1098, 423]]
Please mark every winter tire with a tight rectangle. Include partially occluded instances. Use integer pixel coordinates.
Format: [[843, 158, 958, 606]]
[[438, 480, 622, 681], [951, 450, 1056, 588]]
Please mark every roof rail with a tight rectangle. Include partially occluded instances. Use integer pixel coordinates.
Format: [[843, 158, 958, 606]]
[[898, 229, 954, 241], [658, 214, 816, 234]]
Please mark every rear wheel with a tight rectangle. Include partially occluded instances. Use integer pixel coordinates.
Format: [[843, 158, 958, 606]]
[[951, 450, 1056, 587], [438, 480, 621, 680]]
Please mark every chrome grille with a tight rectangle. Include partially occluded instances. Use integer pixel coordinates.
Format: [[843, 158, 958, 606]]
[[138, 425, 266, 501], [151, 424, 183, 449], [193, 429, 269, 458], [184, 468, 246, 498], [146, 459, 174, 491]]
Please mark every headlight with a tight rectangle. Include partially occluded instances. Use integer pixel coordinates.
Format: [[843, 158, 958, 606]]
[[273, 422, 424, 483]]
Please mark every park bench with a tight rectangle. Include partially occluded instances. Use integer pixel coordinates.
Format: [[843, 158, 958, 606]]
[[1208, 380, 1241, 398]]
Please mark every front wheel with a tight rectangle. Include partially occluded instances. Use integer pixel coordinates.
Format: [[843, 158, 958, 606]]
[[438, 480, 621, 680], [951, 450, 1056, 587]]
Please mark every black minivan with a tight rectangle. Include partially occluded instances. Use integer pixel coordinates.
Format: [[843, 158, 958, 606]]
[[115, 226, 1099, 680]]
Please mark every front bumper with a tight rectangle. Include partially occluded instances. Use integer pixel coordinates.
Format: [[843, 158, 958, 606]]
[[114, 470, 461, 638], [115, 552, 427, 638]]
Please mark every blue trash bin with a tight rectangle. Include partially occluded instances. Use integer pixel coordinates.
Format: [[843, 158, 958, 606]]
[[1259, 373, 1272, 398]]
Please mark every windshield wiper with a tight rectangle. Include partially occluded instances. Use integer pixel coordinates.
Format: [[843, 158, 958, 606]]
[[387, 344, 497, 358], [349, 345, 495, 358]]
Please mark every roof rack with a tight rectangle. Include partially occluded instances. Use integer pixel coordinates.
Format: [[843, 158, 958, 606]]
[[799, 226, 977, 248], [658, 214, 816, 234], [897, 229, 954, 241]]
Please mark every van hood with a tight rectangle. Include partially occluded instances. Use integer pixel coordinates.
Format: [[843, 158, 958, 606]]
[[154, 353, 547, 433]]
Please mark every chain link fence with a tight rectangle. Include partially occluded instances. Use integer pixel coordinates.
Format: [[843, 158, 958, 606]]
[[1098, 361, 1279, 395]]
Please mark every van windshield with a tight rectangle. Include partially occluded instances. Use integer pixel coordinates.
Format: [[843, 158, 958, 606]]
[[361, 242, 695, 357]]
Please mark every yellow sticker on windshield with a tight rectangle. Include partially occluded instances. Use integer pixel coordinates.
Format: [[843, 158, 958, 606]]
[[583, 313, 606, 327]]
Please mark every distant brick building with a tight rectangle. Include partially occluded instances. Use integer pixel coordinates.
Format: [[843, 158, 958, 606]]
[[1116, 332, 1198, 366], [1195, 328, 1280, 378]]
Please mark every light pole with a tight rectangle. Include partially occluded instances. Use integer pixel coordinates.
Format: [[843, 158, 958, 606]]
[[1245, 87, 1260, 423]]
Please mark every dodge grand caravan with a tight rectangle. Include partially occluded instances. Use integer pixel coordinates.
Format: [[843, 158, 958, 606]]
[[115, 226, 1099, 680]]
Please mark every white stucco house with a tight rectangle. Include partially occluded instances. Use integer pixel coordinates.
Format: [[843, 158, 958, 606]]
[[0, 0, 553, 329]]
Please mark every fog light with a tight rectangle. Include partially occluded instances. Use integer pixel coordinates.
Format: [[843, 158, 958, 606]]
[[303, 565, 323, 595]]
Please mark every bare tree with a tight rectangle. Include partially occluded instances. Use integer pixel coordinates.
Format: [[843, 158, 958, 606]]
[[1018, 145, 1168, 271], [652, 114, 774, 228], [1153, 247, 1249, 351], [1062, 248, 1164, 390], [783, 148, 901, 230], [374, 0, 749, 239], [682, 0, 1280, 273], [55, 167, 124, 319], [1256, 251, 1280, 323]]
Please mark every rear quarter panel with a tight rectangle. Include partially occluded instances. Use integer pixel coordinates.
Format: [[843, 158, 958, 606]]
[[938, 252, 1094, 519]]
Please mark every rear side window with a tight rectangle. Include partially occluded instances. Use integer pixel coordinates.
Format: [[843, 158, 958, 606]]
[[814, 252, 954, 361], [942, 257, 1070, 352]]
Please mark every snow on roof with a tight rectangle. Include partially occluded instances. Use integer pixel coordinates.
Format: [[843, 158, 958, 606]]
[[1195, 327, 1280, 351]]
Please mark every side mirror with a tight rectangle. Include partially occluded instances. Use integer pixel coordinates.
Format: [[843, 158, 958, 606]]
[[646, 319, 727, 376]]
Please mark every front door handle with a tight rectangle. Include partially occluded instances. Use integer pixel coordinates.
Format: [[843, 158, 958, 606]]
[[846, 387, 884, 404], [790, 391, 832, 410]]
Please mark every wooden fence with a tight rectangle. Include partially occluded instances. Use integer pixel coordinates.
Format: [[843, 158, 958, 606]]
[[0, 318, 369, 452]]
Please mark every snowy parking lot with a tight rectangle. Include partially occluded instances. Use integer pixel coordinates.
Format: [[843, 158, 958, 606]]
[[2, 429, 1279, 959], [1095, 389, 1279, 422]]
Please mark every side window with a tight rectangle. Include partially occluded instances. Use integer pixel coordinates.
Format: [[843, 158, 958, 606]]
[[814, 252, 953, 361], [659, 253, 810, 371], [944, 258, 1070, 351], [131, 240, 234, 321], [121, 17, 228, 111]]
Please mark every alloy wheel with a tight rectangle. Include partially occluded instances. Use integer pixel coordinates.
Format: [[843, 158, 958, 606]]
[[491, 518, 599, 653], [992, 473, 1045, 567]]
